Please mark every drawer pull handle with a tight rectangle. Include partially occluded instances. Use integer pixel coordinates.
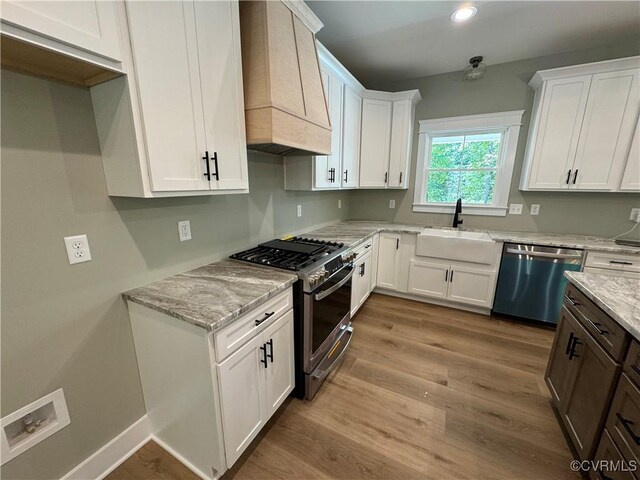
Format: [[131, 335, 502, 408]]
[[631, 364, 640, 376], [255, 311, 275, 326], [267, 339, 274, 363], [609, 260, 633, 266], [616, 412, 640, 445], [260, 343, 268, 368], [565, 332, 582, 360], [565, 295, 580, 307], [586, 318, 608, 336]]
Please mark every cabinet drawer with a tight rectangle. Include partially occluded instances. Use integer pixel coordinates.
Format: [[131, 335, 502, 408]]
[[585, 252, 640, 274], [352, 238, 374, 259], [592, 428, 637, 480], [625, 341, 640, 387], [566, 284, 629, 362], [213, 289, 293, 362], [607, 374, 640, 467]]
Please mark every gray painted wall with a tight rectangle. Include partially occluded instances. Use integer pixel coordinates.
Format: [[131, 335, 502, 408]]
[[352, 43, 640, 237], [0, 70, 349, 479]]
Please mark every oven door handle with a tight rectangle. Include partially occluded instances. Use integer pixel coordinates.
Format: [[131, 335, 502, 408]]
[[314, 269, 354, 301], [312, 325, 353, 381]]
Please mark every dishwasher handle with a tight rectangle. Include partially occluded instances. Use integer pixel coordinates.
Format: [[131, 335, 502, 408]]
[[505, 247, 583, 260]]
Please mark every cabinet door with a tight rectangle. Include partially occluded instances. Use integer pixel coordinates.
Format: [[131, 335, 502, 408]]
[[217, 333, 267, 467], [314, 68, 335, 189], [195, 0, 248, 191], [620, 116, 640, 191], [408, 259, 449, 299], [262, 310, 295, 418], [561, 309, 620, 460], [1, 0, 122, 61], [573, 69, 640, 190], [593, 429, 635, 480], [359, 99, 392, 188], [376, 233, 400, 290], [352, 252, 372, 315], [545, 310, 578, 407], [126, 0, 210, 192], [447, 265, 496, 307], [527, 76, 592, 190], [388, 99, 412, 188], [342, 87, 362, 188]]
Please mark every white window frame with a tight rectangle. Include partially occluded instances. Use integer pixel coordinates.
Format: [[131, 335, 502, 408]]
[[413, 110, 524, 216]]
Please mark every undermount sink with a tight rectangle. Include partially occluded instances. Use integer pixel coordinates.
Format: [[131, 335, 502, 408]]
[[416, 228, 496, 264]]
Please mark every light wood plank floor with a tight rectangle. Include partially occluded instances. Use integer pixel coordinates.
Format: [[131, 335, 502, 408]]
[[108, 293, 579, 480]]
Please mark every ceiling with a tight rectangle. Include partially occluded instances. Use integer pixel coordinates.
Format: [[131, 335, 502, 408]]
[[307, 1, 640, 85]]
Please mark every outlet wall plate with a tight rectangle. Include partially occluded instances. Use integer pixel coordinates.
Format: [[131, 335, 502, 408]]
[[338, 199, 342, 209], [177, 220, 191, 242], [297, 205, 302, 218], [64, 235, 92, 264], [530, 204, 540, 215], [389, 199, 396, 209], [509, 204, 523, 215], [1, 388, 70, 465], [630, 208, 640, 222]]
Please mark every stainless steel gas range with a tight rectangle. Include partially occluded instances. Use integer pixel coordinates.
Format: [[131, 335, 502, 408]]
[[230, 237, 356, 399]]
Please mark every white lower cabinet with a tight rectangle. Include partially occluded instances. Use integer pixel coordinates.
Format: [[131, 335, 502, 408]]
[[351, 250, 372, 315], [376, 233, 401, 290], [218, 309, 294, 466], [408, 259, 496, 308], [128, 288, 294, 479]]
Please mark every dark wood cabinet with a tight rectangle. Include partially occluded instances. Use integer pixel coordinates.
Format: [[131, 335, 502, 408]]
[[546, 306, 621, 459], [592, 429, 636, 480]]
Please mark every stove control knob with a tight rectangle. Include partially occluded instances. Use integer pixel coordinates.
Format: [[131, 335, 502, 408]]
[[322, 270, 329, 279]]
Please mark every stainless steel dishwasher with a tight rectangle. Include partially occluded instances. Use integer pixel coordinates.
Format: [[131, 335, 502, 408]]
[[492, 243, 584, 325]]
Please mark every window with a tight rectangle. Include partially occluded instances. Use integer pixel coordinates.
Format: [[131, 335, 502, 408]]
[[413, 111, 524, 216]]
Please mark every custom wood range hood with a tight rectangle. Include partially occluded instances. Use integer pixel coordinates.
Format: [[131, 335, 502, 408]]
[[239, 0, 332, 156]]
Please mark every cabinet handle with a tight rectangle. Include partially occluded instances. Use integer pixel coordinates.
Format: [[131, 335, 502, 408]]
[[610, 260, 633, 266], [567, 333, 582, 360], [616, 412, 640, 445], [450, 270, 454, 282], [631, 364, 640, 376], [203, 151, 211, 180], [260, 343, 268, 368], [565, 332, 575, 356], [399, 172, 403, 184], [565, 295, 580, 307], [585, 317, 608, 336], [384, 172, 388, 184], [566, 170, 572, 185], [364, 244, 371, 249], [445, 270, 449, 282], [396, 238, 399, 249], [359, 263, 365, 276], [572, 169, 578, 184], [344, 170, 348, 183], [211, 151, 219, 181], [267, 339, 274, 363], [254, 311, 275, 326]]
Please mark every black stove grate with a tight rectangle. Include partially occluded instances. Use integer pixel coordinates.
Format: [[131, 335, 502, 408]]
[[230, 237, 344, 271]]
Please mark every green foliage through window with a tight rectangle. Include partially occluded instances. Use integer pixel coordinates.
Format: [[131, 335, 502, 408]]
[[426, 132, 501, 205]]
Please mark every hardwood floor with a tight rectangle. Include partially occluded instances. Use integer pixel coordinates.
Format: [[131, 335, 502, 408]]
[[108, 293, 578, 480]]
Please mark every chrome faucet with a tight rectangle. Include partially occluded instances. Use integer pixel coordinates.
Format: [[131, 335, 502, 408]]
[[453, 198, 463, 228]]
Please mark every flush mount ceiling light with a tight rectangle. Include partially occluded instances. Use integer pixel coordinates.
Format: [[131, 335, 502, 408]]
[[464, 56, 487, 80], [451, 6, 477, 23]]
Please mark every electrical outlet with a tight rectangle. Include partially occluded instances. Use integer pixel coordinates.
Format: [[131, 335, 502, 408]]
[[509, 204, 523, 215], [178, 220, 191, 242], [297, 205, 302, 218], [530, 204, 540, 215], [338, 199, 342, 209], [389, 199, 396, 209], [64, 234, 92, 265], [630, 208, 640, 223]]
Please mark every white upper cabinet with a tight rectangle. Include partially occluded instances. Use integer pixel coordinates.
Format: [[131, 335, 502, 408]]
[[359, 91, 421, 189], [620, 118, 640, 191], [520, 57, 640, 192], [313, 65, 343, 189], [359, 98, 393, 188], [342, 86, 362, 188], [91, 0, 248, 197], [1, 0, 122, 64]]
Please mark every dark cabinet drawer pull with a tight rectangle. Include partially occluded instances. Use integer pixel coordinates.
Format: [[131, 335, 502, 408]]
[[260, 343, 268, 368], [566, 169, 572, 184], [616, 412, 640, 445], [586, 317, 608, 336], [203, 151, 211, 180], [565, 295, 580, 307], [445, 270, 449, 282], [267, 339, 274, 363], [255, 311, 275, 326], [610, 260, 633, 266], [631, 364, 640, 376], [572, 169, 579, 184], [565, 332, 582, 359]]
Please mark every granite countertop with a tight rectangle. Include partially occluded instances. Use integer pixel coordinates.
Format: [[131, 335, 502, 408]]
[[303, 221, 640, 255], [565, 272, 640, 340], [124, 259, 298, 331]]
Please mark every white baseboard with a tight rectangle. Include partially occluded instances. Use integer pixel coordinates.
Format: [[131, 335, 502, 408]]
[[150, 435, 213, 480], [61, 415, 151, 480]]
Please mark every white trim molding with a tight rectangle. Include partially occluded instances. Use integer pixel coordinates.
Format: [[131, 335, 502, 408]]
[[413, 110, 524, 217]]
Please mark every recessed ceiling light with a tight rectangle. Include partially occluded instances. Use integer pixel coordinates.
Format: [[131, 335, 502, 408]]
[[451, 6, 477, 23]]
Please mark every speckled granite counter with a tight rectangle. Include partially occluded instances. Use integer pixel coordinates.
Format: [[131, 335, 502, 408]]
[[124, 259, 298, 331], [565, 272, 640, 340], [303, 221, 640, 255]]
